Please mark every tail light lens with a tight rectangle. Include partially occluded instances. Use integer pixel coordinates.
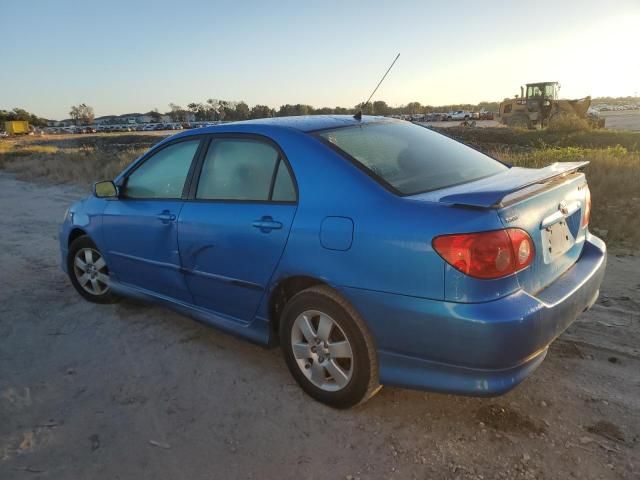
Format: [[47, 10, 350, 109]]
[[581, 185, 591, 228], [433, 228, 535, 279]]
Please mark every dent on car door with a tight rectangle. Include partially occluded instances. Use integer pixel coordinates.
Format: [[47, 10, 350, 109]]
[[102, 138, 202, 302], [178, 136, 298, 323]]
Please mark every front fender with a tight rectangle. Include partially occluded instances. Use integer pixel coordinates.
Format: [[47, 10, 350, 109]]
[[58, 195, 108, 272]]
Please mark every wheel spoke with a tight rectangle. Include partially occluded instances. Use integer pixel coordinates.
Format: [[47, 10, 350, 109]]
[[90, 278, 100, 292], [78, 273, 90, 286], [298, 314, 316, 343], [84, 249, 93, 265], [292, 342, 312, 359], [93, 257, 106, 270], [96, 273, 109, 285], [310, 361, 325, 385], [325, 359, 349, 388], [316, 314, 333, 341], [74, 256, 87, 271], [328, 340, 352, 359]]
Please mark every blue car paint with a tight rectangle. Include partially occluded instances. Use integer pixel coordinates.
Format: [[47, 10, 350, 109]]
[[102, 198, 193, 303], [178, 201, 297, 322], [435, 161, 590, 208], [59, 115, 606, 396]]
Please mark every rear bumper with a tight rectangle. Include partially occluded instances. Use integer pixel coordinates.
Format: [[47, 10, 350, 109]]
[[340, 233, 606, 396]]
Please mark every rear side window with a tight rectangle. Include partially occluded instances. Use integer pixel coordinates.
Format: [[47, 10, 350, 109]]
[[317, 122, 506, 195], [196, 139, 294, 201], [271, 161, 296, 202], [124, 139, 200, 199]]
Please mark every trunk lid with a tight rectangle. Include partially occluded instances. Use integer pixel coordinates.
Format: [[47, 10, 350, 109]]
[[414, 162, 590, 294], [495, 173, 589, 294]]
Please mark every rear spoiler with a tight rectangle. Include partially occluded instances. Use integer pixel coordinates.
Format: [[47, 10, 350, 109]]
[[439, 161, 589, 208]]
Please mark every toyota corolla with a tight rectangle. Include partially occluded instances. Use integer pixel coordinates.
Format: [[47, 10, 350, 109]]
[[59, 116, 606, 408]]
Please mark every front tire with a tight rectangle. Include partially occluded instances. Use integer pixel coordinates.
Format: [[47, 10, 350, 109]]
[[280, 286, 380, 408], [67, 235, 117, 304]]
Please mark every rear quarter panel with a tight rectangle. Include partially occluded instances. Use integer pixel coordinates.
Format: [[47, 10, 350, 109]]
[[261, 130, 507, 303]]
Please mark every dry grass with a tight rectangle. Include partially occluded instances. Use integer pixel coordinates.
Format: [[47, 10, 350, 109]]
[[438, 126, 640, 152], [0, 142, 145, 186], [546, 114, 592, 133]]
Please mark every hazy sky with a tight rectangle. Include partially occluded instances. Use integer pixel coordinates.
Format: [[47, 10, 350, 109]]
[[2, 0, 639, 119]]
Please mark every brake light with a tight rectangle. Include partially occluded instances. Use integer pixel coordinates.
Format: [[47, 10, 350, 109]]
[[581, 185, 591, 228], [433, 228, 535, 279]]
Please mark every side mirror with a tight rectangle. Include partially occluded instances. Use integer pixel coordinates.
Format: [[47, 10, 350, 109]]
[[93, 180, 118, 198]]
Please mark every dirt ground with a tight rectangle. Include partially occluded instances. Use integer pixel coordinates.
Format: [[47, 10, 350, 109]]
[[598, 111, 640, 132], [421, 119, 501, 129], [0, 173, 638, 480], [422, 110, 640, 131]]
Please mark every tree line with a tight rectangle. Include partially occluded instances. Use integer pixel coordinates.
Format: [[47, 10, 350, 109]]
[[166, 99, 503, 122], [0, 108, 49, 127], [8, 94, 638, 128]]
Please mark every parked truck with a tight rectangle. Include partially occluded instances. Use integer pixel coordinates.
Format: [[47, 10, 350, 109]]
[[4, 120, 31, 135]]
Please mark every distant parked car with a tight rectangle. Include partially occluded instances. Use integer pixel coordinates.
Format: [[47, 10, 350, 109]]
[[59, 115, 605, 408], [479, 110, 495, 120], [446, 110, 473, 121], [424, 112, 446, 122]]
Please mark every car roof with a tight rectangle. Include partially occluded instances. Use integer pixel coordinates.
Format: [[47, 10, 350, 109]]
[[153, 115, 402, 151], [193, 114, 394, 134]]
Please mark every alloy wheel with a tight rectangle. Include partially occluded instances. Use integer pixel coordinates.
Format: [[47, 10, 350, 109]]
[[73, 248, 110, 295], [290, 310, 354, 392]]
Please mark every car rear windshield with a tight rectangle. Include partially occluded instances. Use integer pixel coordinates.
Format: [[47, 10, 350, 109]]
[[316, 121, 507, 195]]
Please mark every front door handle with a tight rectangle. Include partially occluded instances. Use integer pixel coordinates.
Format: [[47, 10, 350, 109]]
[[252, 216, 282, 233], [157, 210, 176, 224]]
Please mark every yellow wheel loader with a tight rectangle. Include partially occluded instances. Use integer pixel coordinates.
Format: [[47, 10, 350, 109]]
[[499, 82, 600, 129]]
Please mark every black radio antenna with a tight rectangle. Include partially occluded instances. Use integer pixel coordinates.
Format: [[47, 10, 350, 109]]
[[354, 53, 400, 120]]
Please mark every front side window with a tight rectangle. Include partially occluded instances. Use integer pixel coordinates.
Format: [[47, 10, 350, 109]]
[[196, 139, 295, 201], [544, 84, 557, 99], [317, 121, 506, 195], [124, 140, 200, 199]]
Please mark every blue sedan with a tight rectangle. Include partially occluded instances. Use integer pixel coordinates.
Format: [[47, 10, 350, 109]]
[[59, 116, 606, 407]]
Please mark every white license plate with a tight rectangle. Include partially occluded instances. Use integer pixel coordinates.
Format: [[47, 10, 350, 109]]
[[541, 219, 575, 262]]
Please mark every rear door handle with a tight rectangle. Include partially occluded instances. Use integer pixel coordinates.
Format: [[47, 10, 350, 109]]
[[157, 210, 176, 224], [252, 216, 282, 232]]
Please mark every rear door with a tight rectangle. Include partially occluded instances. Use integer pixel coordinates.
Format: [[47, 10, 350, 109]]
[[178, 135, 298, 323], [102, 137, 203, 302]]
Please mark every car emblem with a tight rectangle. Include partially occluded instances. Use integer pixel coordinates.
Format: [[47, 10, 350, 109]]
[[558, 201, 569, 215]]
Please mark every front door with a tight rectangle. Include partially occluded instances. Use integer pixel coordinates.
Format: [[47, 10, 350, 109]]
[[178, 136, 298, 322], [102, 138, 202, 302]]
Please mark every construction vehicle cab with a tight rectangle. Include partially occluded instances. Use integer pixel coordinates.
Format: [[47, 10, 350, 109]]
[[525, 82, 559, 101]]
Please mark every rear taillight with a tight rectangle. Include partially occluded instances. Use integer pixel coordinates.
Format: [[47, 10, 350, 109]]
[[433, 228, 535, 279], [581, 185, 591, 228]]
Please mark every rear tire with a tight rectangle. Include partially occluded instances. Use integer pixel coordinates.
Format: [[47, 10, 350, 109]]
[[280, 286, 380, 408], [67, 235, 118, 304]]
